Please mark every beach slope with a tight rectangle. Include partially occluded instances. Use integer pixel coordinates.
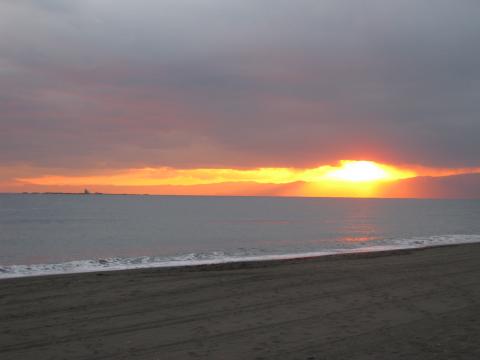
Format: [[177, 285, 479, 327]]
[[1, 244, 480, 359]]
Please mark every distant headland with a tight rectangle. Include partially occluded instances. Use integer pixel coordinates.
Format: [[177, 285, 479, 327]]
[[16, 189, 150, 196]]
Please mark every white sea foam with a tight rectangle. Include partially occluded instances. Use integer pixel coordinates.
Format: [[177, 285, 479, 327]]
[[1, 234, 479, 279], [385, 234, 480, 248]]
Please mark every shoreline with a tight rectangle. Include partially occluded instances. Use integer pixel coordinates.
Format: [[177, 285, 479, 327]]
[[2, 242, 480, 359], [2, 240, 480, 281]]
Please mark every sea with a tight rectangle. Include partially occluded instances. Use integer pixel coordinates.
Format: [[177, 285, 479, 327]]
[[1, 194, 480, 279]]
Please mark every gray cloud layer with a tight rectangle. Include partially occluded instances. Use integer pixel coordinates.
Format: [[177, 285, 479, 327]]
[[1, 0, 480, 169]]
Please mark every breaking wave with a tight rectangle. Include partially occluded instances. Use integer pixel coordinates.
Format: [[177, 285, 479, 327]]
[[1, 234, 480, 279]]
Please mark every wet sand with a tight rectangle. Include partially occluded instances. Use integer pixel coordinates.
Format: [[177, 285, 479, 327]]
[[1, 243, 480, 360]]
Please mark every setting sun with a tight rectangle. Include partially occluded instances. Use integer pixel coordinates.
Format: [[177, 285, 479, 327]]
[[327, 161, 398, 182]]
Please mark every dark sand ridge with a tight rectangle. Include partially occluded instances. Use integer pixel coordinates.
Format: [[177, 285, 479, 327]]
[[1, 243, 480, 359]]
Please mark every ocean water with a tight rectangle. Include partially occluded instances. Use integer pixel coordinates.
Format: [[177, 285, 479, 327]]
[[1, 194, 480, 278]]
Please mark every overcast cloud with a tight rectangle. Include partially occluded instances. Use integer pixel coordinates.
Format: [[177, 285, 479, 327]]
[[1, 0, 479, 170]]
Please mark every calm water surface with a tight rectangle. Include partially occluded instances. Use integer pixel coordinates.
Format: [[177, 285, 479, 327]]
[[1, 194, 480, 277]]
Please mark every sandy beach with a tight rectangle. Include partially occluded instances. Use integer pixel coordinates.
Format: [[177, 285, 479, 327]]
[[1, 243, 480, 360]]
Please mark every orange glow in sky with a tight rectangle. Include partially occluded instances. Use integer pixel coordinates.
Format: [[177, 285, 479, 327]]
[[17, 160, 415, 190], [16, 160, 415, 187], [11, 160, 480, 198]]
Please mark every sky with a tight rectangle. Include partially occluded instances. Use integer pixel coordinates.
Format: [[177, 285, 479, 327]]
[[1, 0, 480, 197]]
